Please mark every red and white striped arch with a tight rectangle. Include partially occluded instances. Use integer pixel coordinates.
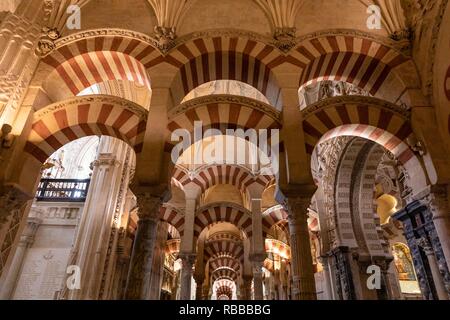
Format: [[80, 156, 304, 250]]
[[160, 206, 185, 237], [164, 37, 287, 108], [25, 96, 147, 163], [45, 33, 161, 68], [265, 239, 291, 260], [172, 164, 273, 196], [215, 285, 233, 300], [43, 50, 151, 100], [166, 99, 281, 153], [212, 268, 239, 282], [302, 98, 415, 165], [262, 205, 288, 235], [290, 35, 413, 101], [209, 256, 241, 273], [195, 203, 252, 239], [204, 239, 244, 264]]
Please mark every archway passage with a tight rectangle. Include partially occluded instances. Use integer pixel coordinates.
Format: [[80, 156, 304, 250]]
[[24, 95, 148, 163], [165, 37, 285, 109], [194, 203, 252, 240], [291, 35, 416, 103], [302, 96, 415, 165], [43, 49, 152, 101]]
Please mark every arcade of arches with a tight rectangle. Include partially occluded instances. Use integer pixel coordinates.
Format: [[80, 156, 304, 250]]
[[0, 0, 450, 301]]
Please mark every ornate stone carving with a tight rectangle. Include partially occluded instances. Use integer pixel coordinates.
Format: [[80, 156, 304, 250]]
[[34, 94, 148, 120], [299, 80, 372, 109], [328, 247, 356, 300], [135, 192, 164, 221], [36, 27, 60, 56], [153, 26, 176, 54], [272, 27, 297, 53]]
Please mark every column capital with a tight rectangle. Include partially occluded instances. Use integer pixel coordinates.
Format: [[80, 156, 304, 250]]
[[249, 252, 267, 264], [179, 252, 197, 265], [133, 185, 169, 221]]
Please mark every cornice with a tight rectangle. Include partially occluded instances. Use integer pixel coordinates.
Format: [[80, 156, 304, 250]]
[[301, 95, 411, 120], [294, 28, 412, 57], [169, 94, 281, 123], [34, 94, 148, 120], [50, 28, 159, 55], [48, 27, 410, 59]]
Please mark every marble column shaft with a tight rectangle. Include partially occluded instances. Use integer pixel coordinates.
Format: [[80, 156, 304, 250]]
[[287, 197, 316, 300], [179, 253, 196, 300], [124, 192, 163, 300]]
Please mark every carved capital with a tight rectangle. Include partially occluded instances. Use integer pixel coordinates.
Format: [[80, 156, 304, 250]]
[[135, 192, 163, 221], [179, 252, 197, 268], [284, 196, 312, 225]]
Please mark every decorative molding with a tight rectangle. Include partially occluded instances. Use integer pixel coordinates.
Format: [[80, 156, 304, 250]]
[[48, 27, 410, 61], [36, 27, 60, 56], [50, 28, 160, 55], [153, 26, 177, 54], [34, 94, 148, 120], [294, 28, 412, 57], [301, 95, 411, 120], [169, 94, 281, 123]]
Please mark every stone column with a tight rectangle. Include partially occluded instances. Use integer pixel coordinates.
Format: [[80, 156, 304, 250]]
[[286, 197, 317, 300], [63, 138, 130, 300], [242, 275, 253, 300], [319, 256, 335, 300], [0, 184, 32, 282], [124, 193, 162, 300], [179, 253, 196, 300], [393, 200, 450, 299], [250, 198, 265, 300], [279, 260, 289, 300], [0, 216, 40, 299], [202, 285, 210, 300], [149, 222, 169, 300], [427, 185, 450, 269], [179, 196, 197, 300], [250, 253, 265, 300], [417, 237, 449, 300], [195, 278, 204, 300]]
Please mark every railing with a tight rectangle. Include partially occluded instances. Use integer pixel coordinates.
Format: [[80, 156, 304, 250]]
[[36, 179, 91, 202]]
